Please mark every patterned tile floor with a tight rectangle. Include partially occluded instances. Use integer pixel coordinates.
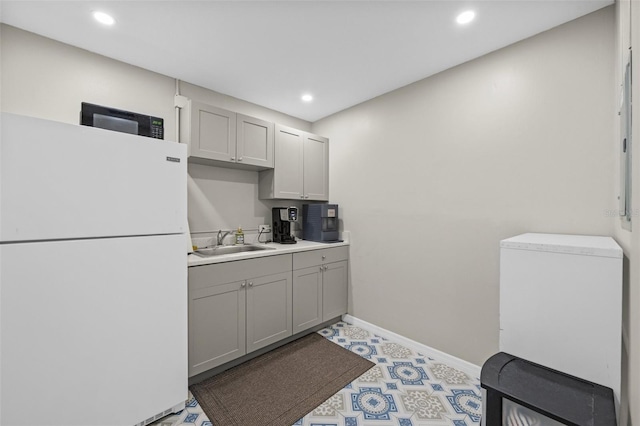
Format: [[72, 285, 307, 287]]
[[152, 321, 482, 426]]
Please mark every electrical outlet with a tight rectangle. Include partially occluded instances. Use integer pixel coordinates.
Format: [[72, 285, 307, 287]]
[[258, 224, 271, 233]]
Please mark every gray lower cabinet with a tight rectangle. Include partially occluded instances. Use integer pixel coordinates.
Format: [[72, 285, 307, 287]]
[[293, 247, 349, 333], [189, 280, 246, 376], [188, 255, 292, 377], [246, 271, 293, 353], [322, 260, 348, 321], [292, 266, 323, 334], [188, 247, 348, 377]]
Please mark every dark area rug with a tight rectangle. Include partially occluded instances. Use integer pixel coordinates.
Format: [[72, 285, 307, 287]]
[[189, 332, 375, 426]]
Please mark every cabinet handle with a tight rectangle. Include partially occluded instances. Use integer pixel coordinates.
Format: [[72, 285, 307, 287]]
[[238, 157, 243, 161], [249, 282, 254, 287], [322, 255, 326, 260], [241, 281, 246, 288], [300, 195, 305, 199], [304, 195, 309, 199], [231, 156, 236, 161], [324, 265, 328, 270], [319, 266, 323, 272]]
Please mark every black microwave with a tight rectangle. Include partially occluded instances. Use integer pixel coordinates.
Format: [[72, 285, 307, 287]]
[[80, 102, 164, 139]]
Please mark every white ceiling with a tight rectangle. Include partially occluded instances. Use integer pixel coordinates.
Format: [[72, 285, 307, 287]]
[[0, 0, 613, 122]]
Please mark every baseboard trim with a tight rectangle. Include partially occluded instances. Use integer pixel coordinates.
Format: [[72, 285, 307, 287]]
[[342, 314, 481, 378]]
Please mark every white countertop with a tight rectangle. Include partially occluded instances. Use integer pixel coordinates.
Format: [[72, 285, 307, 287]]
[[187, 238, 350, 267]]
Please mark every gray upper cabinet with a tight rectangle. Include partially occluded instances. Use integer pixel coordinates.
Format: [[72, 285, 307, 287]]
[[185, 101, 236, 162], [182, 100, 274, 170], [272, 125, 304, 199], [236, 114, 274, 169], [303, 133, 329, 201], [259, 124, 329, 201]]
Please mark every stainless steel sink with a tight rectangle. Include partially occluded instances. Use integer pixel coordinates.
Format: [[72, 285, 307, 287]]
[[193, 244, 276, 257]]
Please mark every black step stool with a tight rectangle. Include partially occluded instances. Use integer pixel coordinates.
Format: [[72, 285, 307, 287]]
[[481, 352, 617, 426]]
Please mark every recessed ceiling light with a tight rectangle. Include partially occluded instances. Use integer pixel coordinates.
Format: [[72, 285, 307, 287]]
[[456, 10, 475, 25], [93, 11, 115, 26], [301, 94, 313, 102]]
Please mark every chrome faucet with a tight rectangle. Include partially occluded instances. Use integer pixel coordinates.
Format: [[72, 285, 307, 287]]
[[217, 230, 231, 246]]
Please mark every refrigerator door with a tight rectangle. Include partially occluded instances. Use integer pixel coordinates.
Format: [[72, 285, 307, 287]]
[[0, 113, 187, 242], [0, 235, 187, 426]]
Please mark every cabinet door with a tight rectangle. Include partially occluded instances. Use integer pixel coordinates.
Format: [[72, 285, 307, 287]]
[[274, 124, 304, 200], [303, 133, 329, 201], [322, 260, 348, 321], [293, 266, 323, 334], [189, 280, 246, 376], [190, 101, 237, 162], [237, 114, 274, 168], [246, 271, 293, 353]]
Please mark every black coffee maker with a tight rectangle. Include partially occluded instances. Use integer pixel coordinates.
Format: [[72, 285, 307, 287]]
[[272, 207, 298, 244]]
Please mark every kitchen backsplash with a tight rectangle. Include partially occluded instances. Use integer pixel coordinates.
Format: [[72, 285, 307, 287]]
[[187, 162, 304, 235]]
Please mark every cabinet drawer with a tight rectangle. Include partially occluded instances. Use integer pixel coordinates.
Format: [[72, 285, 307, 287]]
[[293, 246, 349, 270], [189, 254, 291, 291]]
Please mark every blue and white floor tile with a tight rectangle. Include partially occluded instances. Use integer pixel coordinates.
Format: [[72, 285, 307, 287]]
[[149, 393, 210, 426], [152, 321, 482, 426]]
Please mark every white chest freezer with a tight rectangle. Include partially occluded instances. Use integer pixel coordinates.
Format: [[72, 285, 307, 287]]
[[499, 233, 622, 412]]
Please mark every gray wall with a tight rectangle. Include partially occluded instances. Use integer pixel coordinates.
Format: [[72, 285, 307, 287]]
[[312, 7, 616, 366], [0, 24, 311, 239], [613, 1, 638, 424]]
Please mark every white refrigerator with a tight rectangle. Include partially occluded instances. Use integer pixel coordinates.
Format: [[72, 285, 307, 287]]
[[500, 233, 623, 415], [0, 113, 188, 426]]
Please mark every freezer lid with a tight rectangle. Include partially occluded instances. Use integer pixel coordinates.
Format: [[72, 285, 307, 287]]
[[500, 233, 623, 258]]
